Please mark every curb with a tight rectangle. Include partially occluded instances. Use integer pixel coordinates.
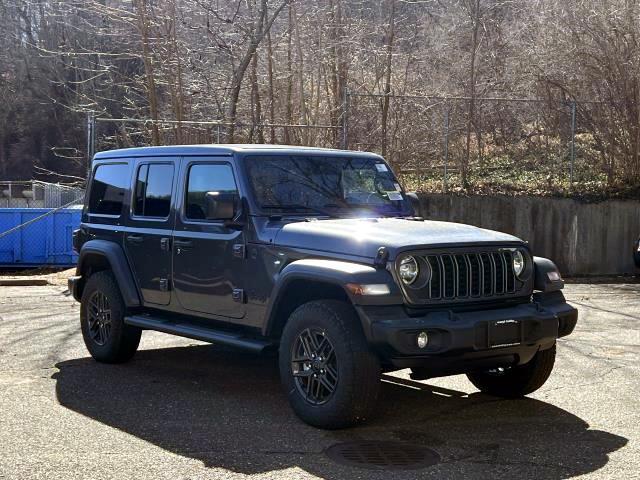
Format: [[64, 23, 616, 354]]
[[0, 278, 50, 286]]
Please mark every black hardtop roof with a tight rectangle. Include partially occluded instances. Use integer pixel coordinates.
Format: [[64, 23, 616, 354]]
[[93, 144, 383, 160]]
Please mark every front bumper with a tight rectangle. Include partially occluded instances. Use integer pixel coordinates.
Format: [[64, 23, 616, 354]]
[[68, 275, 82, 302], [356, 290, 577, 375]]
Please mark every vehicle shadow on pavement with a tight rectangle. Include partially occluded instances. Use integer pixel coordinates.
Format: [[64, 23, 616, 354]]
[[53, 344, 627, 479]]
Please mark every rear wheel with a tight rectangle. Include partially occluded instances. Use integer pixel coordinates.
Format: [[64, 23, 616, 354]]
[[466, 344, 556, 398], [279, 300, 381, 429], [80, 271, 141, 363]]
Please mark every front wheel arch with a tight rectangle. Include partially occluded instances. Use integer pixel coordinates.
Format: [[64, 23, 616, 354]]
[[76, 240, 141, 308], [266, 278, 352, 339]]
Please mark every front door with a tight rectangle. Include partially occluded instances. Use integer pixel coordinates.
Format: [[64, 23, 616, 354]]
[[124, 159, 176, 305], [172, 159, 246, 319]]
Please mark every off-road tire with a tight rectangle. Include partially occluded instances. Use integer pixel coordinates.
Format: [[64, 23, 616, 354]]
[[80, 271, 141, 363], [279, 300, 381, 429], [466, 344, 556, 398]]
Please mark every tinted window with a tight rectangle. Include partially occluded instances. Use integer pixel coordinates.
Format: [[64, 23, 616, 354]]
[[88, 163, 128, 215], [133, 163, 174, 218], [244, 155, 411, 216], [185, 164, 237, 220]]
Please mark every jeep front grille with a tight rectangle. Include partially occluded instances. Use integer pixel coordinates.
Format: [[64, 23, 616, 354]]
[[399, 249, 530, 305]]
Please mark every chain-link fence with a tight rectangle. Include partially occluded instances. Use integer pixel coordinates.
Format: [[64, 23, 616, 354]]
[[0, 93, 620, 268], [0, 182, 84, 267], [88, 116, 341, 159], [344, 93, 596, 192], [0, 181, 84, 208], [86, 93, 608, 194]]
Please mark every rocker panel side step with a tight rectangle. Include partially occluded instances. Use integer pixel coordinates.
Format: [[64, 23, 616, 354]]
[[124, 314, 274, 353]]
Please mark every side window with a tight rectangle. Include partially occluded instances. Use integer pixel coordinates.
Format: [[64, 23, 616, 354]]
[[133, 163, 174, 218], [185, 163, 237, 221], [88, 163, 128, 215]]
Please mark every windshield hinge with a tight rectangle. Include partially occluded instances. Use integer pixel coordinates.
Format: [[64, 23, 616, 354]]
[[374, 247, 389, 268], [233, 244, 246, 259]]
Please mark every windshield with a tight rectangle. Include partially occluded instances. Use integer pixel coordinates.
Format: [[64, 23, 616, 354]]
[[245, 154, 412, 216]]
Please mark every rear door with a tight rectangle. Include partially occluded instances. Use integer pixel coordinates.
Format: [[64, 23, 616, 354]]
[[172, 158, 246, 319], [123, 158, 176, 306]]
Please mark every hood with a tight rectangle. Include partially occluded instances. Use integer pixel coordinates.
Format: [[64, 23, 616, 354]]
[[273, 217, 523, 260]]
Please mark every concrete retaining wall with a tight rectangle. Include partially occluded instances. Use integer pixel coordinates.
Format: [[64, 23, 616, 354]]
[[416, 194, 640, 276]]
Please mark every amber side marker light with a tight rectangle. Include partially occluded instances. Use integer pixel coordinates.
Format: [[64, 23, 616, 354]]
[[345, 283, 391, 296], [547, 270, 562, 282]]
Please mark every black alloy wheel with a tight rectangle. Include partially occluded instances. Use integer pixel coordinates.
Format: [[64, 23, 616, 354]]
[[87, 290, 112, 346], [279, 299, 381, 429], [291, 328, 339, 405], [80, 271, 141, 363]]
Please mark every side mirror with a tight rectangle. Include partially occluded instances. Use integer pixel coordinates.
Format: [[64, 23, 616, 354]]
[[405, 192, 421, 216], [205, 191, 237, 221]]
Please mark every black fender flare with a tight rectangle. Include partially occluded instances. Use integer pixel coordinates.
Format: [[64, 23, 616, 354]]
[[76, 239, 141, 307], [533, 256, 564, 292], [262, 258, 402, 336]]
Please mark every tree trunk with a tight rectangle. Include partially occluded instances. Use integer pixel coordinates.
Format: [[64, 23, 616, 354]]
[[267, 30, 276, 143], [225, 0, 289, 143], [284, 3, 294, 144], [134, 0, 160, 145], [293, 4, 308, 144], [381, 0, 396, 160], [327, 0, 346, 148], [168, 0, 185, 144], [464, 0, 481, 187], [250, 49, 265, 143]]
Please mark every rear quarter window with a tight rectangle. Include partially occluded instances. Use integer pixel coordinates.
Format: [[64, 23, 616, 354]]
[[133, 163, 174, 218], [88, 163, 128, 216]]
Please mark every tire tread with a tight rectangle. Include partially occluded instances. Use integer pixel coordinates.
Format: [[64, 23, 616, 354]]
[[279, 299, 380, 429], [467, 344, 556, 397], [80, 271, 140, 363]]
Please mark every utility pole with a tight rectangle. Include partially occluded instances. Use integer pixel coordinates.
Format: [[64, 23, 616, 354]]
[[86, 111, 96, 178]]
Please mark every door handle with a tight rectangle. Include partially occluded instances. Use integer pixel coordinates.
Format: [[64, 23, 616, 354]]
[[126, 234, 143, 244], [174, 239, 193, 248]]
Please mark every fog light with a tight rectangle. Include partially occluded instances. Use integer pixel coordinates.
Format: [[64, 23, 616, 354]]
[[417, 331, 429, 349]]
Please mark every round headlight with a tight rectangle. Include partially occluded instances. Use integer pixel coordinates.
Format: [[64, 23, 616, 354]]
[[513, 250, 525, 278], [399, 256, 419, 285]]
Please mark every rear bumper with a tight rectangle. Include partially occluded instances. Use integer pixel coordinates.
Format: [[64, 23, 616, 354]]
[[68, 275, 82, 302], [356, 290, 577, 374]]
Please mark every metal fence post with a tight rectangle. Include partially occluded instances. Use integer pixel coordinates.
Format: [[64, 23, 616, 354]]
[[216, 124, 221, 144], [443, 105, 450, 193], [86, 111, 96, 178], [569, 100, 576, 185], [341, 88, 349, 149]]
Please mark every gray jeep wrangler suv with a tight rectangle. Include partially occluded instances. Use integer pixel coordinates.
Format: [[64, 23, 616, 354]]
[[69, 144, 577, 429]]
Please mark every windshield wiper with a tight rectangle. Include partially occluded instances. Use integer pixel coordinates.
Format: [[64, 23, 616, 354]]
[[262, 203, 340, 218]]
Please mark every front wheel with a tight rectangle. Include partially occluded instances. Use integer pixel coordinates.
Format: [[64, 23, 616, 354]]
[[466, 344, 556, 398], [80, 271, 141, 363], [279, 300, 381, 429]]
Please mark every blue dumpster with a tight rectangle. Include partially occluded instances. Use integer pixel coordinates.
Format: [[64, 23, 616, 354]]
[[0, 207, 82, 267]]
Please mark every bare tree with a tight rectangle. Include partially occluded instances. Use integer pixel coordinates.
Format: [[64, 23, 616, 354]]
[[225, 0, 290, 142]]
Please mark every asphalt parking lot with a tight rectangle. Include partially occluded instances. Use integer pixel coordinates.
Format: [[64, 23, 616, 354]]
[[0, 282, 638, 479]]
